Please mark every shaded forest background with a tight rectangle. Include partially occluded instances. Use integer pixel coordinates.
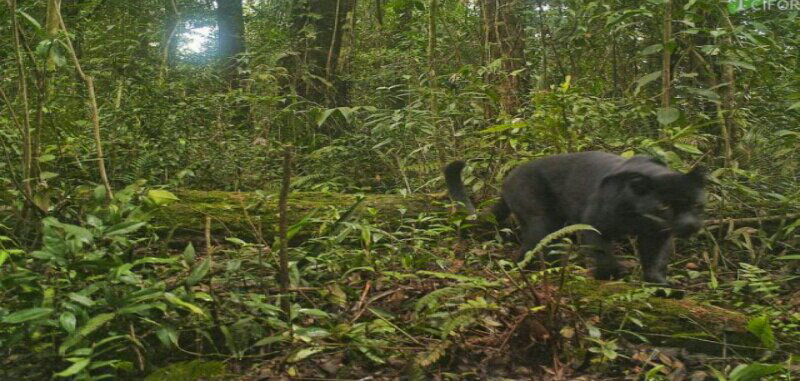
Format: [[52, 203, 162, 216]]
[[1, 0, 799, 379]]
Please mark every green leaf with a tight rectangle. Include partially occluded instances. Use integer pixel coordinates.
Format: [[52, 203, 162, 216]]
[[297, 308, 330, 318], [253, 335, 285, 347], [788, 101, 800, 111], [38, 154, 56, 163], [55, 358, 90, 378], [657, 107, 680, 125], [635, 71, 661, 95], [316, 108, 338, 127], [729, 363, 783, 381], [104, 221, 146, 237], [17, 10, 41, 29], [287, 347, 324, 363], [68, 293, 96, 307], [59, 313, 117, 355], [746, 315, 776, 350], [164, 292, 206, 316], [719, 60, 756, 71], [60, 312, 77, 333], [686, 87, 721, 101], [776, 255, 800, 260], [79, 313, 116, 337], [480, 121, 526, 134], [2, 307, 53, 324], [147, 189, 179, 206], [186, 258, 211, 286], [640, 43, 663, 55], [183, 242, 196, 262], [673, 143, 703, 155]]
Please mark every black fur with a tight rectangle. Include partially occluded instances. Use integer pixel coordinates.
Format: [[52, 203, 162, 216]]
[[444, 152, 705, 284]]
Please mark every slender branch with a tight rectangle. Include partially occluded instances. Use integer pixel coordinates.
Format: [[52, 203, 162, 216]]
[[56, 7, 114, 199], [278, 146, 293, 339], [6, 0, 33, 200], [704, 213, 800, 227]]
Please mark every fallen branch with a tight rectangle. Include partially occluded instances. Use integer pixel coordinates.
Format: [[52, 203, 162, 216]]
[[704, 213, 800, 227]]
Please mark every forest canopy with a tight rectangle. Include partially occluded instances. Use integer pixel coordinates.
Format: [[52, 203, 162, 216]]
[[1, 0, 799, 379]]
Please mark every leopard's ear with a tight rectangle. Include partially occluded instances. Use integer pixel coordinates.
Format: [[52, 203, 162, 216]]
[[687, 166, 706, 186], [601, 171, 653, 195]]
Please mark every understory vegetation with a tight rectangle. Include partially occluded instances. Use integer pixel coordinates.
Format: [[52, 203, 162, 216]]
[[1, 0, 799, 379]]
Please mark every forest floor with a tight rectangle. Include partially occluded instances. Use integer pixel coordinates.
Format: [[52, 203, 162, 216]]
[[141, 191, 800, 381]]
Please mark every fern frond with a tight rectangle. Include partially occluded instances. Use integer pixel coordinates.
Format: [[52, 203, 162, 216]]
[[518, 224, 598, 268], [415, 340, 451, 368], [417, 270, 498, 287], [415, 286, 466, 313]]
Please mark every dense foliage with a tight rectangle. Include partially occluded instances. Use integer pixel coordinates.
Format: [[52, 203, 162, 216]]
[[1, 0, 799, 379]]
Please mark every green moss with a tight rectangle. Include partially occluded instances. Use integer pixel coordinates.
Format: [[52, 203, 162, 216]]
[[565, 277, 759, 354], [149, 190, 437, 240], [144, 360, 228, 381]]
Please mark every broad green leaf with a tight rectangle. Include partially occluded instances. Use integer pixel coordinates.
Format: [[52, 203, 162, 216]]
[[788, 101, 800, 111], [635, 71, 661, 95], [287, 347, 324, 363], [39, 171, 59, 180], [2, 307, 53, 324], [59, 313, 116, 355], [164, 293, 206, 316], [183, 242, 196, 262], [38, 154, 56, 163], [186, 258, 211, 286], [253, 335, 285, 346], [776, 255, 800, 260], [640, 43, 663, 55], [147, 189, 179, 206], [17, 10, 41, 29], [104, 221, 146, 237], [746, 315, 775, 350], [0, 250, 9, 267], [79, 313, 116, 336], [297, 308, 330, 318], [60, 312, 77, 333], [316, 108, 338, 127], [55, 358, 90, 378], [657, 107, 680, 125], [729, 363, 783, 381], [686, 87, 721, 101], [673, 143, 703, 155], [68, 293, 96, 307]]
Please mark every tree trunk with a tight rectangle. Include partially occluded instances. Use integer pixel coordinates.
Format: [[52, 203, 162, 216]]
[[661, 0, 672, 109], [286, 0, 354, 106], [160, 0, 180, 83], [482, 0, 528, 115], [217, 0, 247, 90]]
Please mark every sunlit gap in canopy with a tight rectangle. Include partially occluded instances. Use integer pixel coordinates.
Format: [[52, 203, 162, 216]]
[[179, 25, 215, 55]]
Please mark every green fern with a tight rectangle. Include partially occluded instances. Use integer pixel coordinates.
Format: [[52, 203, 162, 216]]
[[517, 224, 598, 268], [415, 340, 451, 368], [415, 286, 467, 313], [440, 311, 479, 338], [417, 270, 499, 287]]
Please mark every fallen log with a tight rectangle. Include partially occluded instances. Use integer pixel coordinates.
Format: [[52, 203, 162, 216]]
[[151, 190, 440, 240], [151, 191, 771, 355], [564, 278, 764, 355]]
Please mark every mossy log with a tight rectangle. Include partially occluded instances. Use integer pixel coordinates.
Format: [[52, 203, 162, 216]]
[[151, 190, 440, 240], [565, 278, 764, 355], [154, 191, 764, 354]]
